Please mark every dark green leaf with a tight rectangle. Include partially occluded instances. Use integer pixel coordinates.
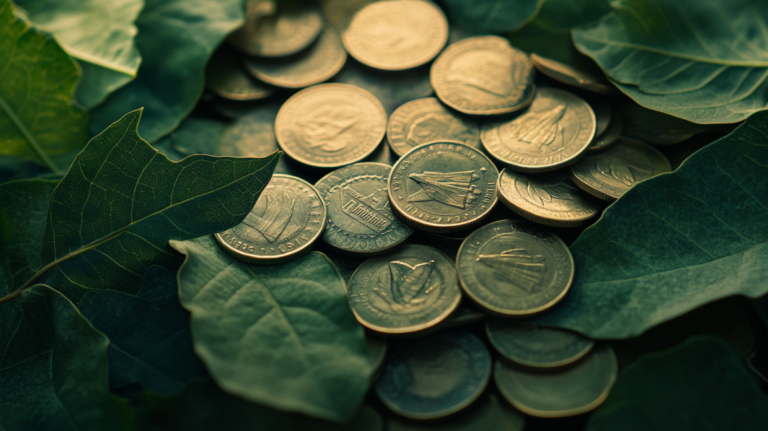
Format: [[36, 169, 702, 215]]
[[618, 101, 714, 146], [442, 0, 543, 34]]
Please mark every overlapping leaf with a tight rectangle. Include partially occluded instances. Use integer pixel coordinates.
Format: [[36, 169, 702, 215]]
[[442, 0, 543, 34]]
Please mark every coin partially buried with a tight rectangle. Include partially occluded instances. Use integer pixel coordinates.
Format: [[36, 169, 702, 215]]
[[486, 321, 595, 368], [494, 344, 618, 417], [530, 53, 618, 95], [275, 83, 387, 168], [587, 112, 623, 153], [375, 331, 492, 419], [482, 88, 596, 172], [570, 138, 672, 201], [228, 1, 323, 57], [388, 142, 499, 233], [457, 220, 574, 316], [347, 244, 461, 334], [215, 175, 326, 264], [315, 163, 413, 255], [431, 36, 535, 115], [206, 46, 274, 101]]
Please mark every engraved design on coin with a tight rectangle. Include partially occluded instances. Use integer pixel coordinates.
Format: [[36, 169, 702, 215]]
[[339, 185, 395, 233], [297, 104, 363, 152], [509, 105, 570, 151], [476, 246, 547, 295], [242, 188, 295, 243], [591, 152, 653, 187], [515, 176, 592, 213], [387, 98, 480, 156], [374, 260, 437, 312], [407, 169, 484, 209]]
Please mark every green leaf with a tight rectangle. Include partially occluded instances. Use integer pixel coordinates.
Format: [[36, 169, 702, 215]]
[[587, 336, 768, 431], [0, 285, 136, 431], [90, 0, 246, 142], [79, 265, 206, 396], [573, 0, 768, 124], [14, 0, 143, 109], [531, 111, 768, 338], [442, 0, 543, 34], [618, 100, 713, 146], [0, 0, 89, 174], [171, 236, 372, 423]]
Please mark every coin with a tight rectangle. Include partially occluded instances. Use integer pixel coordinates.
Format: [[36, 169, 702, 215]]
[[530, 53, 618, 95], [431, 36, 535, 115], [456, 220, 574, 316], [367, 335, 388, 382], [228, 1, 323, 57], [388, 142, 499, 233], [497, 168, 601, 228], [375, 331, 491, 419], [387, 98, 481, 157], [482, 88, 596, 172], [494, 344, 618, 417], [315, 163, 414, 255], [587, 96, 612, 138], [275, 83, 387, 168], [243, 26, 347, 89], [206, 46, 274, 101], [570, 138, 672, 201], [214, 175, 326, 264], [588, 111, 623, 153], [343, 1, 449, 71], [443, 303, 487, 329], [347, 244, 461, 334], [486, 321, 595, 368]]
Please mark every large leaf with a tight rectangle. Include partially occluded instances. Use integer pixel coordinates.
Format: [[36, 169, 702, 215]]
[[532, 111, 768, 338], [442, 0, 543, 34], [573, 0, 768, 124], [0, 0, 89, 174], [587, 337, 768, 431], [171, 237, 371, 423], [90, 0, 245, 142], [0, 285, 136, 431], [14, 0, 143, 109]]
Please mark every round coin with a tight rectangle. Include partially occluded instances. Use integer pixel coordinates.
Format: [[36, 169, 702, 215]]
[[456, 220, 574, 316], [275, 83, 387, 168], [206, 46, 274, 101], [497, 168, 601, 228], [482, 88, 596, 172], [387, 392, 525, 431], [228, 1, 323, 57], [315, 163, 413, 255], [494, 344, 618, 417], [367, 335, 389, 382], [570, 138, 671, 201], [587, 111, 623, 153], [587, 96, 612, 138], [486, 321, 595, 368], [530, 53, 618, 95], [243, 26, 347, 89], [431, 36, 535, 115], [387, 98, 481, 157], [214, 175, 326, 264], [347, 244, 461, 334], [375, 331, 492, 419], [388, 142, 499, 233], [343, 1, 449, 71]]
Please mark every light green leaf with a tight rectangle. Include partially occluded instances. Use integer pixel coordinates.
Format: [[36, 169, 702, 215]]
[[171, 236, 372, 423], [442, 0, 543, 34], [531, 111, 768, 338]]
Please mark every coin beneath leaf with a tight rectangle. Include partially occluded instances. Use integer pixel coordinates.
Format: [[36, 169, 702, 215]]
[[343, 0, 449, 71], [275, 83, 387, 168], [497, 168, 601, 228], [388, 142, 499, 233], [315, 163, 413, 255], [206, 46, 274, 101], [457, 220, 574, 316], [486, 321, 595, 368], [214, 175, 326, 264], [482, 88, 596, 172], [570, 138, 672, 201], [530, 53, 618, 95], [375, 331, 491, 419], [387, 97, 481, 157], [431, 36, 535, 115], [587, 112, 623, 153], [228, 1, 323, 57], [347, 244, 461, 334]]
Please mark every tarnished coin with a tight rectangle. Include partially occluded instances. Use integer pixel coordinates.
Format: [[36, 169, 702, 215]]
[[275, 83, 387, 168], [206, 46, 274, 101], [497, 168, 601, 228], [387, 392, 525, 431], [587, 97, 612, 138], [456, 220, 574, 316], [343, 1, 449, 71], [588, 111, 623, 153], [482, 88, 596, 172], [315, 163, 413, 255], [215, 175, 326, 264], [570, 139, 671, 201], [375, 331, 491, 419], [486, 321, 595, 368], [388, 142, 499, 233], [431, 36, 535, 115], [494, 344, 618, 417], [530, 53, 618, 95], [387, 98, 481, 157], [243, 26, 347, 89], [228, 1, 323, 57], [443, 303, 487, 329], [347, 244, 461, 334]]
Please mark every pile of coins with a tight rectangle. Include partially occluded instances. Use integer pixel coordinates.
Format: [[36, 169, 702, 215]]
[[203, 0, 673, 425]]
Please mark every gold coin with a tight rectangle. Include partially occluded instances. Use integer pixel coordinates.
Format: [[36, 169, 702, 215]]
[[586, 96, 612, 138], [342, 1, 449, 71], [588, 111, 623, 153], [486, 321, 595, 368], [494, 344, 618, 418], [228, 1, 323, 57], [275, 83, 387, 168], [205, 46, 274, 101], [456, 220, 574, 317], [497, 168, 601, 228], [530, 53, 618, 95], [570, 138, 671, 201], [431, 36, 535, 115], [482, 88, 596, 172]]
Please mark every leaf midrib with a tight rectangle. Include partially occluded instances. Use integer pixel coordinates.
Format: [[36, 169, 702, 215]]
[[0, 92, 60, 174]]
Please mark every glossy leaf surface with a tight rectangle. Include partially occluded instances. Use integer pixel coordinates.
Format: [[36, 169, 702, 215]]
[[442, 0, 543, 34]]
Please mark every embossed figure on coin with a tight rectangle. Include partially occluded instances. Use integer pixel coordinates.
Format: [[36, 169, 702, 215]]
[[387, 98, 480, 156], [477, 246, 547, 295], [374, 260, 437, 312], [242, 188, 295, 243], [298, 104, 363, 152], [408, 169, 483, 209], [486, 321, 595, 368]]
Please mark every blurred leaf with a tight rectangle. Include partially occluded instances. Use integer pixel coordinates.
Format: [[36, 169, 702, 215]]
[[618, 101, 713, 146], [442, 0, 543, 34]]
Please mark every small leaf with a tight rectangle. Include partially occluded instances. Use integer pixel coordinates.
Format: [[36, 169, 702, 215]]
[[442, 0, 543, 34]]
